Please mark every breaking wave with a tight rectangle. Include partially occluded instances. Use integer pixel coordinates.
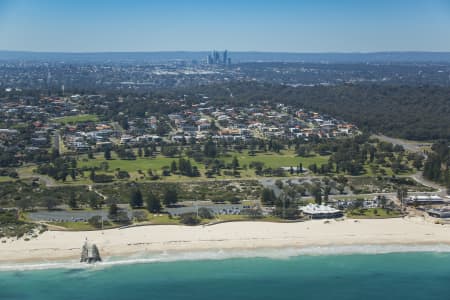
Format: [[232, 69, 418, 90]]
[[2, 244, 450, 272]]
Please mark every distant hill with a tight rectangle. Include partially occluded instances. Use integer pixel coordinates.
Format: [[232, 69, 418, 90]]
[[1, 51, 450, 64]]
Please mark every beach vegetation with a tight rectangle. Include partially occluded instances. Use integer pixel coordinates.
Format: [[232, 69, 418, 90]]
[[197, 207, 214, 219], [88, 215, 105, 228], [179, 212, 200, 225], [130, 188, 143, 208], [163, 186, 178, 207], [347, 208, 401, 219], [146, 191, 162, 213]]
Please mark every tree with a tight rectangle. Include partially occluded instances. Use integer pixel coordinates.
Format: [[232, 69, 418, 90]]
[[413, 157, 423, 170], [261, 188, 276, 205], [353, 199, 364, 210], [163, 187, 178, 207], [15, 197, 31, 212], [121, 117, 129, 130], [108, 203, 119, 219], [89, 169, 96, 181], [204, 139, 217, 157], [379, 195, 388, 209], [144, 147, 151, 157], [115, 210, 131, 224], [146, 192, 162, 213], [88, 192, 100, 209], [70, 168, 77, 181], [324, 185, 331, 202], [275, 179, 284, 189], [170, 160, 178, 173], [130, 188, 143, 208], [104, 148, 111, 160], [231, 156, 239, 170], [198, 207, 214, 219], [88, 216, 103, 229], [68, 192, 78, 209], [337, 184, 346, 195], [99, 161, 109, 171], [274, 192, 298, 219], [179, 212, 200, 225], [43, 197, 57, 210], [308, 163, 318, 174], [311, 184, 322, 205], [51, 148, 60, 160], [397, 187, 408, 202]]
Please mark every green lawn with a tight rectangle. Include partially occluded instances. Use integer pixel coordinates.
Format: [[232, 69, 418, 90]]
[[0, 176, 14, 183], [51, 114, 99, 124], [224, 150, 329, 169], [48, 221, 120, 230], [78, 150, 329, 182], [79, 154, 190, 173], [48, 221, 99, 230]]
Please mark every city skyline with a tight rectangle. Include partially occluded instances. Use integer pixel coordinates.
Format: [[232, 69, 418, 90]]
[[0, 0, 450, 53]]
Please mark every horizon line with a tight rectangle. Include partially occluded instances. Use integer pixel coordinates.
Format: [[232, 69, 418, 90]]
[[2, 50, 450, 55]]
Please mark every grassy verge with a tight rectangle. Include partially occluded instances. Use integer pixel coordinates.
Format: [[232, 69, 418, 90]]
[[51, 114, 99, 124], [48, 221, 119, 231], [346, 208, 401, 219]]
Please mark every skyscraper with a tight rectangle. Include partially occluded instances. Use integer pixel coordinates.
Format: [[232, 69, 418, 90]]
[[206, 50, 231, 65], [223, 50, 228, 65]]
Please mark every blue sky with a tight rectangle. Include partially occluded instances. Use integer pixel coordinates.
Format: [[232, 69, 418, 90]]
[[0, 0, 449, 52]]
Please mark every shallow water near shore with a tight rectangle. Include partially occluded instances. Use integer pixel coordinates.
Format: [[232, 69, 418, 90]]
[[2, 248, 450, 299]]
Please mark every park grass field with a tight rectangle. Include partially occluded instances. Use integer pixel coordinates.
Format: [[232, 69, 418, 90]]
[[0, 176, 14, 183], [51, 114, 99, 124], [223, 150, 329, 169], [76, 150, 330, 182], [80, 155, 184, 172]]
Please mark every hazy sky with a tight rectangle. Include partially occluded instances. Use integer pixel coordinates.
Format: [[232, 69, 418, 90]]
[[0, 0, 450, 52]]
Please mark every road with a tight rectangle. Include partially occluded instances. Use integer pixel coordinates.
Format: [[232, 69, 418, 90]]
[[372, 134, 430, 157], [373, 134, 447, 196], [412, 172, 446, 196]]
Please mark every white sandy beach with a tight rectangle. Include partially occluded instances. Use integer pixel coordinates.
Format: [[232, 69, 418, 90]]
[[1, 217, 450, 263]]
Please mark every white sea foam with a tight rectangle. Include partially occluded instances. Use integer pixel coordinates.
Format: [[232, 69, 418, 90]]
[[2, 244, 450, 272]]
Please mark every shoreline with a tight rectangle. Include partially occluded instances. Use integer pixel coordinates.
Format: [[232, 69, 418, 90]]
[[3, 243, 450, 272], [2, 217, 450, 268]]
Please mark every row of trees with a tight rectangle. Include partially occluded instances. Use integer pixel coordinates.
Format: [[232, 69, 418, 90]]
[[129, 186, 179, 212]]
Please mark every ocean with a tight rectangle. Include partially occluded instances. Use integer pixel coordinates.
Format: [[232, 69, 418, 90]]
[[1, 248, 450, 300]]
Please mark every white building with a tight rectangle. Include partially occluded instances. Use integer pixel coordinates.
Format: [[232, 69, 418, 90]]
[[300, 204, 343, 219], [407, 195, 444, 205]]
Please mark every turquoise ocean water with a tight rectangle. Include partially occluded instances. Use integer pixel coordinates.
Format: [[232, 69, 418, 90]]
[[1, 250, 450, 300]]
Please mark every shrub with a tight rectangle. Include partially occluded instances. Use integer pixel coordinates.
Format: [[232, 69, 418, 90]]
[[179, 213, 200, 225], [198, 207, 214, 219], [88, 216, 103, 228]]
